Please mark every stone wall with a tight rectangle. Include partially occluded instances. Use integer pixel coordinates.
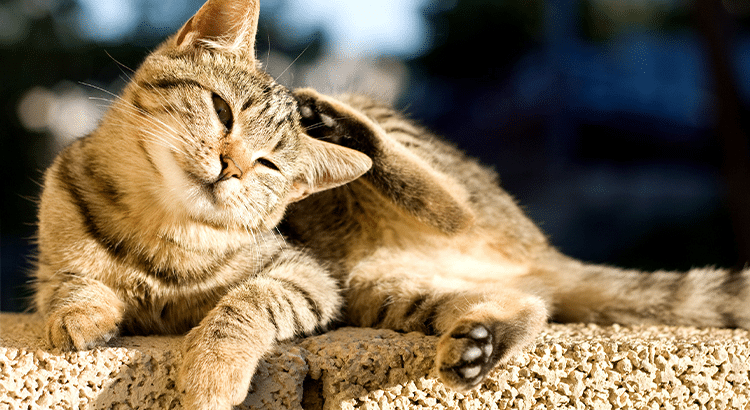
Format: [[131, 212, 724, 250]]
[[1, 313, 748, 409]]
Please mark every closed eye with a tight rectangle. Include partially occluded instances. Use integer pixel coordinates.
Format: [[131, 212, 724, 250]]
[[255, 157, 279, 171], [212, 93, 233, 130]]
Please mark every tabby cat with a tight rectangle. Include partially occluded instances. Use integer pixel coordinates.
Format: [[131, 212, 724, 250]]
[[32, 0, 749, 409]]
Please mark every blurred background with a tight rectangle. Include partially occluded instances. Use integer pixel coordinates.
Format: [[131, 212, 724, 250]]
[[2, 0, 750, 312]]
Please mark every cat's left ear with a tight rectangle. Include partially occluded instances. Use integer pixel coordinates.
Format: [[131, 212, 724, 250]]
[[174, 0, 260, 56], [288, 136, 373, 203]]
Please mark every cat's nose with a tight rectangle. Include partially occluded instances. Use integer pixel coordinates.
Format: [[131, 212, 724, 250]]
[[217, 154, 243, 182]]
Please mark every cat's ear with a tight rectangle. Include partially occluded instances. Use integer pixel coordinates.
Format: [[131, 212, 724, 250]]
[[174, 0, 260, 56], [287, 136, 373, 203]]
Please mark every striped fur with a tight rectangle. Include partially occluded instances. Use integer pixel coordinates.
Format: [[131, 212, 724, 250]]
[[33, 0, 749, 407], [283, 88, 750, 391], [33, 1, 370, 409]]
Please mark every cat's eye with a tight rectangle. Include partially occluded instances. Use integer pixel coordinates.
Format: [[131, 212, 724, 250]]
[[212, 94, 233, 130], [255, 158, 279, 171]]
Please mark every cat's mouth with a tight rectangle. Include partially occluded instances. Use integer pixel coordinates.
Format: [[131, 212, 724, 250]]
[[184, 169, 231, 207]]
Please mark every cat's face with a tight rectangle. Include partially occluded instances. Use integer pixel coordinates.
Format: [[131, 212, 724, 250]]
[[107, 0, 370, 232]]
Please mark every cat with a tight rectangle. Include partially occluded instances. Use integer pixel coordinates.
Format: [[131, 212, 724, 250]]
[[31, 0, 749, 409]]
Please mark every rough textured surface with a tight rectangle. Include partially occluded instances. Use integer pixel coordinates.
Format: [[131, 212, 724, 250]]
[[1, 313, 749, 409]]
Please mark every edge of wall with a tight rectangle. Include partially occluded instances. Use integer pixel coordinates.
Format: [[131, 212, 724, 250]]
[[1, 313, 749, 409]]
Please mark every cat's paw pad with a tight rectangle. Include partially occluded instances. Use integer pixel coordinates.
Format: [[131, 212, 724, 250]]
[[294, 88, 372, 148], [46, 305, 120, 351], [298, 100, 335, 129], [296, 94, 345, 143], [437, 323, 497, 390]]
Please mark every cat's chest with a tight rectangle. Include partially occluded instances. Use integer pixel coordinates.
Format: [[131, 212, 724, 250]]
[[116, 234, 281, 335], [133, 225, 279, 283], [123, 287, 223, 335]]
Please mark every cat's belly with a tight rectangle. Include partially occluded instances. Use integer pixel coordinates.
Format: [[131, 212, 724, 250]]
[[350, 234, 531, 287]]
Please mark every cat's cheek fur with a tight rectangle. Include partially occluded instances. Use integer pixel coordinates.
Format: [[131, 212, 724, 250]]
[[146, 139, 250, 226], [147, 141, 210, 214]]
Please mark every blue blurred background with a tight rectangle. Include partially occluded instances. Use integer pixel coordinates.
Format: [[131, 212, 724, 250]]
[[2, 0, 750, 312]]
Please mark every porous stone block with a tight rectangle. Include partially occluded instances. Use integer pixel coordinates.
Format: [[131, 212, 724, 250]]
[[1, 313, 748, 409]]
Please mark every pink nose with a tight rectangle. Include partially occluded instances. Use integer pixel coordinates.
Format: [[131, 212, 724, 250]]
[[217, 155, 243, 182]]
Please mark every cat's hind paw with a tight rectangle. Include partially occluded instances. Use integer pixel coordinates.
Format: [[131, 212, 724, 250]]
[[435, 298, 547, 390], [294, 88, 380, 153], [436, 323, 497, 390]]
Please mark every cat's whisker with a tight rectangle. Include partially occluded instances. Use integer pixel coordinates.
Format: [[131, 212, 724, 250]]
[[105, 50, 136, 76], [84, 86, 189, 138], [273, 227, 287, 247], [104, 111, 187, 155], [303, 114, 365, 133], [302, 122, 329, 132], [107, 103, 191, 154], [276, 42, 312, 81], [79, 82, 131, 105], [129, 81, 197, 144], [132, 102, 193, 145], [139, 131, 188, 156], [101, 96, 180, 135], [89, 97, 117, 109], [101, 104, 188, 152]]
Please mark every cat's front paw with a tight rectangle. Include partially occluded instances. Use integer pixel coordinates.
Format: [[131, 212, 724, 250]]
[[45, 303, 122, 351], [178, 324, 264, 410], [436, 322, 497, 390]]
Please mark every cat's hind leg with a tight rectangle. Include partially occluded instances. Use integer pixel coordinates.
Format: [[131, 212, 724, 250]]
[[435, 295, 546, 389], [346, 273, 547, 390], [294, 87, 475, 235]]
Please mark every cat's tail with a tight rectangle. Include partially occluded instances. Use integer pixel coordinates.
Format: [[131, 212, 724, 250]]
[[533, 256, 750, 329]]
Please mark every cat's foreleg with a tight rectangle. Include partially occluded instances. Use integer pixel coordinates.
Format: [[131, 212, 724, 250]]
[[347, 277, 547, 390], [177, 248, 341, 410], [37, 271, 125, 351]]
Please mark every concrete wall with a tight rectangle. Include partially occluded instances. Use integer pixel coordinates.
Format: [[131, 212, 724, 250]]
[[1, 313, 748, 409]]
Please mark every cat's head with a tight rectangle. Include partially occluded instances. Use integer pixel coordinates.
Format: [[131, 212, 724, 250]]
[[106, 0, 371, 232]]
